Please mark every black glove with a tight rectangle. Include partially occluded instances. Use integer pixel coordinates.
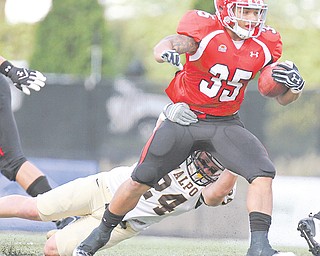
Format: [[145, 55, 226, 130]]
[[0, 60, 46, 95], [272, 61, 305, 94], [73, 222, 112, 255]]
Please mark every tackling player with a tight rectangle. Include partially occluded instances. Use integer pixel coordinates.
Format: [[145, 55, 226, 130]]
[[0, 149, 237, 256], [75, 1, 304, 255], [0, 57, 76, 229]]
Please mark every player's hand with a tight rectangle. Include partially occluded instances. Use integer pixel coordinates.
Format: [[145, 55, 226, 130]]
[[73, 222, 111, 255], [272, 60, 305, 94], [161, 50, 181, 69], [221, 183, 237, 206], [163, 102, 198, 126], [0, 61, 46, 95]]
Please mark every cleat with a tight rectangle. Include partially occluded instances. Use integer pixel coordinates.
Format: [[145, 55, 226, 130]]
[[273, 252, 296, 256], [72, 246, 93, 256], [247, 246, 277, 256], [297, 213, 320, 256], [55, 216, 79, 229], [247, 248, 296, 256]]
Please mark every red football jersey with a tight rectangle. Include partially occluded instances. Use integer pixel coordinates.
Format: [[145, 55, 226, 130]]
[[165, 10, 282, 116]]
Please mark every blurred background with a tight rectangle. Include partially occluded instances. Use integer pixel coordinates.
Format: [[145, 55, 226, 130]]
[[0, 0, 319, 248]]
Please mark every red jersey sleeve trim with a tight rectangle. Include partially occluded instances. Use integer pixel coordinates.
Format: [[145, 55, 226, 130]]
[[189, 30, 224, 61]]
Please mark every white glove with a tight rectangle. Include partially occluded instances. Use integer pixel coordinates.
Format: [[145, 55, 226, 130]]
[[221, 182, 237, 205], [161, 50, 182, 69], [163, 102, 198, 126], [272, 60, 305, 94], [0, 61, 46, 95]]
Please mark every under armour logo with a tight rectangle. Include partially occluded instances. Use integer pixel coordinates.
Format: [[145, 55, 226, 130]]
[[250, 51, 259, 58], [4, 65, 12, 73], [291, 74, 302, 84], [17, 71, 24, 76], [16, 69, 28, 79]]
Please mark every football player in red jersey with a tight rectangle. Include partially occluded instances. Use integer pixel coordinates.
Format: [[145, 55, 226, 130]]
[[74, 1, 304, 255]]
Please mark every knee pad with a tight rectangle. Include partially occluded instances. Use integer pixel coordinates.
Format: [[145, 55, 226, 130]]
[[147, 121, 178, 157], [247, 165, 276, 183], [26, 176, 52, 197], [0, 156, 27, 181], [131, 163, 160, 187]]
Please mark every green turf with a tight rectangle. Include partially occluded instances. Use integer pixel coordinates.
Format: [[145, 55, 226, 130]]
[[0, 231, 310, 256]]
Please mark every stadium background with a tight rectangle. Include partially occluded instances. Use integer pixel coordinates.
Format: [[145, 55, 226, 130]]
[[0, 0, 319, 251]]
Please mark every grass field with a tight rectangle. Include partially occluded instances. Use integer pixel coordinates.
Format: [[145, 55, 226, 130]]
[[0, 231, 311, 256]]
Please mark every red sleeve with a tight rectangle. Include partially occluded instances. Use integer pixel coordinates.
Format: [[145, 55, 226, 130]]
[[260, 26, 283, 63], [177, 10, 218, 43]]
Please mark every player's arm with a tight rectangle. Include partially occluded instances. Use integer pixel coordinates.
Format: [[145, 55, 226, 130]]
[[275, 88, 301, 105], [201, 170, 238, 207], [153, 34, 198, 68], [0, 55, 46, 95], [152, 102, 198, 129]]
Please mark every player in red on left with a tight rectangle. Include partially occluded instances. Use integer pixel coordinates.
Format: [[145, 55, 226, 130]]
[[74, 1, 304, 255], [0, 56, 76, 229]]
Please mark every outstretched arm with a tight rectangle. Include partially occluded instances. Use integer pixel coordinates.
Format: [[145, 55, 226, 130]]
[[153, 34, 198, 69], [201, 170, 238, 207], [0, 56, 46, 95], [276, 89, 301, 105]]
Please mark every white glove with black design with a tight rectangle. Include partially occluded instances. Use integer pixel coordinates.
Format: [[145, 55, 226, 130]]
[[221, 182, 237, 205], [272, 60, 305, 94], [0, 61, 46, 95], [161, 50, 182, 69], [163, 102, 198, 126]]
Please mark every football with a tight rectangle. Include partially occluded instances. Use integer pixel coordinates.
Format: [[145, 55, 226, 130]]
[[258, 62, 288, 97]]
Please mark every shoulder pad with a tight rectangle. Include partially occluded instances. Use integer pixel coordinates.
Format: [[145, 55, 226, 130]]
[[259, 26, 281, 43], [178, 10, 219, 42]]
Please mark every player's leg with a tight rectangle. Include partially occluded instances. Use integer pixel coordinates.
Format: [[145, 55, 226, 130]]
[[16, 161, 52, 195], [46, 216, 100, 256], [47, 216, 138, 256], [0, 76, 77, 229], [246, 177, 276, 255], [38, 173, 106, 222], [210, 123, 290, 255], [297, 212, 320, 256], [72, 179, 150, 255], [46, 172, 134, 256], [0, 173, 104, 222], [0, 75, 52, 196], [105, 120, 192, 215], [0, 195, 40, 220], [74, 120, 194, 255]]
